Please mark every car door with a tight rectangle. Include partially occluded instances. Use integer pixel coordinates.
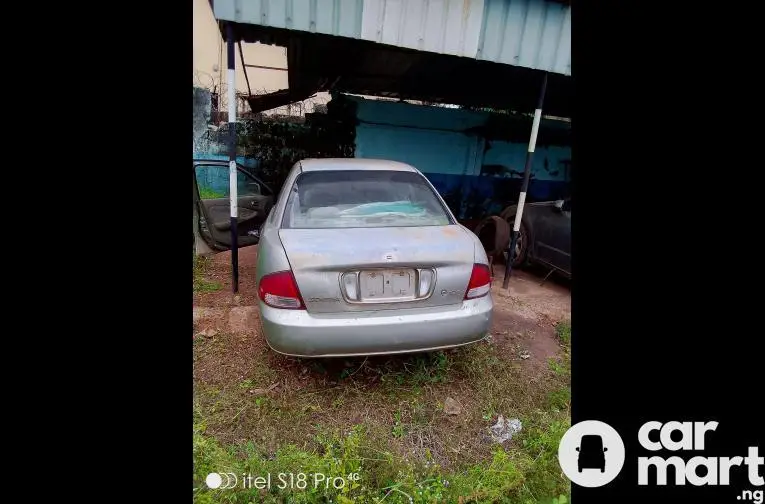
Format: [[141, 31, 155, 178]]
[[193, 161, 274, 252], [532, 199, 571, 275]]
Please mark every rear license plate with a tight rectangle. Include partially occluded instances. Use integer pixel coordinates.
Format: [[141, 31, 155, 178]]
[[359, 269, 415, 301]]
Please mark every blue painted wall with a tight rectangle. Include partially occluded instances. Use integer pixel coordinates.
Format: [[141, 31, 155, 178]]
[[193, 85, 260, 200], [356, 123, 484, 176], [349, 95, 571, 220]]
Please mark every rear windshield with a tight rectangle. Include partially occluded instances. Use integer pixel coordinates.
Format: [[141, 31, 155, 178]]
[[281, 170, 453, 229]]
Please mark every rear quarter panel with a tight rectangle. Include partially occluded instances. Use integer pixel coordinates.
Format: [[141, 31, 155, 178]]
[[460, 224, 489, 265], [256, 227, 292, 287], [256, 163, 302, 286]]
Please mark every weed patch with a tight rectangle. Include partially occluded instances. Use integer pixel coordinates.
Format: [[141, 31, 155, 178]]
[[194, 409, 570, 503], [194, 256, 222, 293], [194, 339, 571, 503], [554, 322, 571, 346]]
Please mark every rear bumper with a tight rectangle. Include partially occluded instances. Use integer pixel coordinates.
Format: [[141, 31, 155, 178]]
[[259, 296, 493, 357]]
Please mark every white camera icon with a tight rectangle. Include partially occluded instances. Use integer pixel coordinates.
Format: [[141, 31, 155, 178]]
[[205, 472, 238, 489]]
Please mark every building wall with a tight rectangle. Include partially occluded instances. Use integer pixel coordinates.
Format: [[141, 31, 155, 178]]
[[356, 123, 484, 177], [349, 95, 571, 219], [194, 0, 333, 116], [194, 86, 570, 222], [193, 86, 259, 167]]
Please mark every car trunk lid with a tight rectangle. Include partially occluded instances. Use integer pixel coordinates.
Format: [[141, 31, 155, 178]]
[[278, 226, 475, 313]]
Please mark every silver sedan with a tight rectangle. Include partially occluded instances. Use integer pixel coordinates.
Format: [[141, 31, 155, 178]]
[[256, 158, 493, 357]]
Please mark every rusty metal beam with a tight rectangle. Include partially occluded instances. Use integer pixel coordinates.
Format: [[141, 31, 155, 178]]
[[244, 64, 288, 72], [237, 41, 252, 97]]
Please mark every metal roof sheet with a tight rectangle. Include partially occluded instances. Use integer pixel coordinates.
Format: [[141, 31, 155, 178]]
[[213, 0, 571, 75]]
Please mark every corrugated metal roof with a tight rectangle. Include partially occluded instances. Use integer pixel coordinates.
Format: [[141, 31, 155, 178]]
[[213, 0, 571, 75], [477, 0, 570, 75], [213, 0, 364, 38], [360, 0, 485, 59]]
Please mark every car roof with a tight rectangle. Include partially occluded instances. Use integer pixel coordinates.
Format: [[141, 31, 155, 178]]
[[298, 158, 418, 173]]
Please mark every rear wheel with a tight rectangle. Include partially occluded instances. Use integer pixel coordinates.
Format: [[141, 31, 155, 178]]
[[505, 216, 529, 268]]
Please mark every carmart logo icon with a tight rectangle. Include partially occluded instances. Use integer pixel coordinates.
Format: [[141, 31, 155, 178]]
[[558, 420, 626, 487]]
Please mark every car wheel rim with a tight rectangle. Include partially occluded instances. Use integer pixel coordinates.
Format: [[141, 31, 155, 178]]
[[511, 229, 523, 263]]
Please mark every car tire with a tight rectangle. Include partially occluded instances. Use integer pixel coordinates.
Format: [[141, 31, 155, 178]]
[[473, 216, 510, 258], [503, 216, 530, 268]]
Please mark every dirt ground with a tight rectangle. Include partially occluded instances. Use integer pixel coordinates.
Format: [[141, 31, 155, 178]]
[[194, 245, 571, 372]]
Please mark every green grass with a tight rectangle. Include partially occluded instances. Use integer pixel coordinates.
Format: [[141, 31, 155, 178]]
[[195, 278, 223, 293], [193, 418, 570, 504], [194, 331, 572, 503], [199, 187, 227, 199], [194, 255, 222, 293], [554, 321, 571, 346], [193, 410, 571, 503]]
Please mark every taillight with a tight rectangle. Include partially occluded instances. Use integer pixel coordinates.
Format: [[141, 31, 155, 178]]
[[465, 264, 491, 299], [258, 271, 305, 309]]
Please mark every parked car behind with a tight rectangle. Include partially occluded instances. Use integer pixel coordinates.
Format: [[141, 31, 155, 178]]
[[253, 158, 493, 357], [500, 198, 571, 277]]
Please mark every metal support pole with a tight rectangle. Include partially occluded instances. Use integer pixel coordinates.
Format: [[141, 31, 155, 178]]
[[226, 24, 239, 293], [503, 72, 548, 289]]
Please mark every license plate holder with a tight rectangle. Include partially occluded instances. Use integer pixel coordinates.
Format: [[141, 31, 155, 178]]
[[359, 269, 416, 301]]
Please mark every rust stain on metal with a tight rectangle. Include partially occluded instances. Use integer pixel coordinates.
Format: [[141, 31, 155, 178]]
[[462, 0, 472, 21]]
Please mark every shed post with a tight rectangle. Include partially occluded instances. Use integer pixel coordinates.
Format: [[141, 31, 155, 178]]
[[226, 24, 239, 293], [502, 72, 548, 289]]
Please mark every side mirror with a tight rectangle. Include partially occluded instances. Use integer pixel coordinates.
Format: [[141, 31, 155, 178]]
[[575, 447, 580, 452], [553, 199, 565, 212], [603, 447, 608, 452]]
